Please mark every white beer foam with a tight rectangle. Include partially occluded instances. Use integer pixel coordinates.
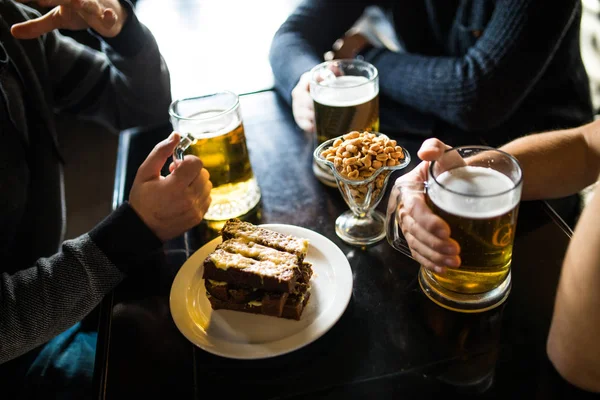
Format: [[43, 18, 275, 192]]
[[312, 76, 378, 107], [176, 111, 241, 139], [428, 166, 520, 219]]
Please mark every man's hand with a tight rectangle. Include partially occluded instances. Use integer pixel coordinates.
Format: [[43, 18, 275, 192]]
[[387, 138, 461, 273], [291, 71, 315, 133], [11, 0, 128, 39], [129, 132, 213, 242]]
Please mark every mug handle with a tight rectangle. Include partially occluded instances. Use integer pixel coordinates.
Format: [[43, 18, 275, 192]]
[[385, 181, 427, 258], [173, 133, 197, 169]]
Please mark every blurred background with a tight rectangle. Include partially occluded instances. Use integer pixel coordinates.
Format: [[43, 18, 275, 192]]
[[63, 0, 600, 239]]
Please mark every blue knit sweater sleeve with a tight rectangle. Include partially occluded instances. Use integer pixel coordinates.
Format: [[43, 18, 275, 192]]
[[270, 0, 581, 132], [364, 0, 581, 131], [269, 0, 382, 104]]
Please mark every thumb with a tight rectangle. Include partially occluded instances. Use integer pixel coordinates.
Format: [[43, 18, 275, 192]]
[[417, 138, 450, 162], [11, 8, 63, 39], [136, 132, 180, 182]]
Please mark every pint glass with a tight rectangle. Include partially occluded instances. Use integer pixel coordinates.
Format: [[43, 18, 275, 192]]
[[386, 146, 523, 312], [310, 59, 379, 187], [169, 91, 261, 221]]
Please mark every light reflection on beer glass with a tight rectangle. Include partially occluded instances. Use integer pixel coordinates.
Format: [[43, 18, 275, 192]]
[[386, 146, 523, 313], [169, 91, 261, 221], [310, 59, 379, 187]]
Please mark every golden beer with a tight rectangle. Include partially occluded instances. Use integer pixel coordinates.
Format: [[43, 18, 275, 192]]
[[182, 118, 258, 215], [310, 60, 379, 187], [313, 75, 380, 144], [425, 166, 520, 294], [170, 92, 261, 221]]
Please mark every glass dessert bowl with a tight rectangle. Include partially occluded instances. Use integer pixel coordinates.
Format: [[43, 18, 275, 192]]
[[314, 131, 411, 246]]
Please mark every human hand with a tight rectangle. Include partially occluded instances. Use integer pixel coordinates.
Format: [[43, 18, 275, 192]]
[[291, 71, 315, 133], [11, 0, 127, 39], [129, 132, 212, 242], [387, 138, 461, 274]]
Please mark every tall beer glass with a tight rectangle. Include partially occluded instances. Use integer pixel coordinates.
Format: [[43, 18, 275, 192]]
[[310, 59, 379, 187], [386, 146, 523, 312], [170, 91, 261, 221]]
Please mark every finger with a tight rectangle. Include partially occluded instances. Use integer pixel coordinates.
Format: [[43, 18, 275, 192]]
[[187, 169, 212, 198], [75, 0, 102, 17], [136, 133, 180, 182], [101, 7, 118, 28], [299, 72, 312, 88], [296, 117, 314, 133], [402, 215, 460, 265], [417, 138, 450, 162], [168, 155, 203, 187], [296, 94, 315, 111], [293, 106, 315, 122], [72, 0, 119, 34], [197, 194, 212, 215], [407, 197, 454, 241], [410, 245, 447, 275], [419, 138, 466, 171], [11, 8, 64, 39]]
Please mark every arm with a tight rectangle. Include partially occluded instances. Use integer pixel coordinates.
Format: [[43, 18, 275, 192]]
[[0, 134, 212, 364], [0, 204, 161, 364], [546, 179, 600, 392], [390, 123, 600, 273], [500, 119, 600, 200], [37, 0, 171, 131], [363, 0, 580, 131], [269, 0, 383, 105]]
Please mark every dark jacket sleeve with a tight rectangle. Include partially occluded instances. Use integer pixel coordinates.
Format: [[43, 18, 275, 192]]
[[363, 0, 581, 131], [0, 203, 162, 364], [23, 0, 172, 132], [269, 0, 381, 105]]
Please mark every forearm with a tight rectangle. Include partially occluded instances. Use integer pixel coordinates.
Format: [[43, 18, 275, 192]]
[[546, 181, 600, 392], [0, 203, 161, 364], [500, 120, 600, 200], [0, 235, 123, 364]]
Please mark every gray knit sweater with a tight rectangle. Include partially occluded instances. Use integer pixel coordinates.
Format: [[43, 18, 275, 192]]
[[0, 0, 170, 364]]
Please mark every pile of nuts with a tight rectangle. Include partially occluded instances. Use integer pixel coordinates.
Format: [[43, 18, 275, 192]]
[[319, 131, 405, 208], [320, 131, 405, 181]]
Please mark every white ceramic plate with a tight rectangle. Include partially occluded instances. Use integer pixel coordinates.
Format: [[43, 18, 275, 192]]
[[169, 224, 353, 360]]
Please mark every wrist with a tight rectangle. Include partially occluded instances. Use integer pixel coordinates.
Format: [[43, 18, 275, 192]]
[[89, 202, 163, 274]]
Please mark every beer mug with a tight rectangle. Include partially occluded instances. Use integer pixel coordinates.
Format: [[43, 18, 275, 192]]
[[310, 59, 379, 187], [386, 146, 523, 312], [169, 91, 261, 221]]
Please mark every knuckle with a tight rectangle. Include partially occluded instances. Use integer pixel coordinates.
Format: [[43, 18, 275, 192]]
[[404, 233, 417, 249]]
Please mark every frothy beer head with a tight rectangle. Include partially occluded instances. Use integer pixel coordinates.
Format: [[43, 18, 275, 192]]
[[428, 166, 519, 219], [176, 110, 241, 140], [312, 76, 378, 107]]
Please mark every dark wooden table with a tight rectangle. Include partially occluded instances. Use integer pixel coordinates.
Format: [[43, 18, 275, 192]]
[[93, 90, 595, 399]]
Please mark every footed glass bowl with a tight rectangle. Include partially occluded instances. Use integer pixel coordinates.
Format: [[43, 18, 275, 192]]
[[313, 133, 411, 246]]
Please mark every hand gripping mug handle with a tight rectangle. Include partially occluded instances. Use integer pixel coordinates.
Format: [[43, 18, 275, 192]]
[[172, 133, 197, 169], [385, 181, 428, 257]]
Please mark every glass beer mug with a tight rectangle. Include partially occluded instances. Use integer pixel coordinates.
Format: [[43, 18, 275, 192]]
[[386, 146, 523, 312], [169, 91, 261, 221], [310, 59, 379, 187]]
